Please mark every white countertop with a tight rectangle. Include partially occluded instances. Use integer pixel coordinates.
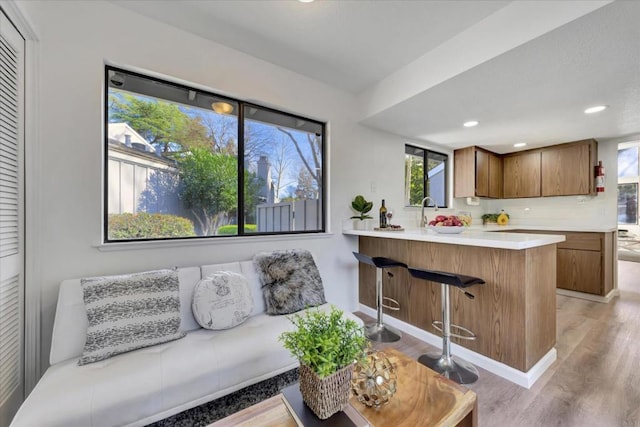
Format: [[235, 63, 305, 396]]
[[343, 227, 565, 250], [471, 224, 618, 233]]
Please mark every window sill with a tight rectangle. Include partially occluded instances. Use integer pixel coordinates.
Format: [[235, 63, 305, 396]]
[[95, 232, 335, 252]]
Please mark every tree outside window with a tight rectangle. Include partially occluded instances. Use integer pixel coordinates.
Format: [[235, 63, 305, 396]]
[[404, 144, 448, 207], [105, 67, 324, 241]]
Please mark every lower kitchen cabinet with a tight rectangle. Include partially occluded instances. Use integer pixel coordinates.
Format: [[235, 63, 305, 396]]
[[504, 230, 615, 296], [557, 248, 602, 294]]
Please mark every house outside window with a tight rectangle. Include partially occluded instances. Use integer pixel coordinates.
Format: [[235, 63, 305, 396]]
[[105, 66, 325, 242], [404, 144, 448, 207]]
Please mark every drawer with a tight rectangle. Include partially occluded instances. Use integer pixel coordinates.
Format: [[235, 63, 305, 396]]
[[557, 232, 602, 251], [504, 229, 602, 251]]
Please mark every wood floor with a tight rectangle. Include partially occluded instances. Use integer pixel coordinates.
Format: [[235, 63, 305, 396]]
[[355, 260, 640, 427]]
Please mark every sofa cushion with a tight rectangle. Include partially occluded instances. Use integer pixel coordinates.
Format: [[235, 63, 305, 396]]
[[12, 303, 362, 427], [201, 261, 266, 316], [50, 267, 201, 365], [253, 249, 326, 315], [192, 271, 253, 330], [78, 269, 186, 365]]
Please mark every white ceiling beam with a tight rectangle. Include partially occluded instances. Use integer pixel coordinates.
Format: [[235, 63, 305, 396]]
[[357, 0, 612, 121]]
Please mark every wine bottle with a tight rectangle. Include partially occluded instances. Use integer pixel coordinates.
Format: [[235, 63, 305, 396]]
[[379, 199, 388, 228]]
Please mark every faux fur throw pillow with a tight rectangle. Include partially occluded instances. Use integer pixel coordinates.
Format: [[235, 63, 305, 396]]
[[253, 249, 327, 315]]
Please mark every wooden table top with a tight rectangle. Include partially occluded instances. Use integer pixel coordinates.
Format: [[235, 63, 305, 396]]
[[356, 347, 477, 427], [210, 347, 477, 427]]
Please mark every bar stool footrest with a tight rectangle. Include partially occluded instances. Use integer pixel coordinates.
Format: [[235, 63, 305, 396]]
[[382, 297, 400, 311], [432, 321, 477, 341]]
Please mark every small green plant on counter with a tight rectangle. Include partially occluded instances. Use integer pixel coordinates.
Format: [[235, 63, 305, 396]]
[[482, 212, 509, 224], [350, 195, 373, 221], [279, 307, 366, 378]]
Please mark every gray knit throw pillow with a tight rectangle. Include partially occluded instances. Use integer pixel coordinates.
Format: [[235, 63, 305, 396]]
[[253, 249, 327, 315], [78, 269, 186, 365]]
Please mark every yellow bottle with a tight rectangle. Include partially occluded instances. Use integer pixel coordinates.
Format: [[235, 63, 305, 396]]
[[497, 210, 509, 225]]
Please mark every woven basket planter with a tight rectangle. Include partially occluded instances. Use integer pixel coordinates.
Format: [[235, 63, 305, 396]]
[[299, 363, 354, 419]]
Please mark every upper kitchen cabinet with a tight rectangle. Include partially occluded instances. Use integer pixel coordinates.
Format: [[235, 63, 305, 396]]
[[454, 146, 503, 198], [541, 139, 597, 196], [503, 151, 541, 198]]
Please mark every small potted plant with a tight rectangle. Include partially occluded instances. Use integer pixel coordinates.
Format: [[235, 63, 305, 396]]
[[481, 213, 499, 225], [279, 307, 366, 419], [350, 195, 373, 230], [482, 211, 509, 225]]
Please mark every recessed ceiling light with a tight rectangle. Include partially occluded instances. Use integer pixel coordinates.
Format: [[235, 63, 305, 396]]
[[584, 105, 608, 114], [463, 120, 479, 127], [298, 0, 314, 2], [514, 142, 527, 148]]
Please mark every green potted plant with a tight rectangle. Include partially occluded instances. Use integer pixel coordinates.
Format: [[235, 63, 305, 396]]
[[482, 211, 509, 225], [350, 195, 373, 230], [481, 213, 499, 225], [279, 307, 366, 419]]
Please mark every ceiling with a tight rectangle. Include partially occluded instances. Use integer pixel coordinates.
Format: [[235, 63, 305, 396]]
[[112, 0, 640, 153]]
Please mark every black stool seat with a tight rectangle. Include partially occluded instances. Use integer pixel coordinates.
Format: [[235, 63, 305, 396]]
[[352, 252, 408, 270], [408, 268, 484, 289], [407, 266, 483, 385], [353, 252, 406, 343]]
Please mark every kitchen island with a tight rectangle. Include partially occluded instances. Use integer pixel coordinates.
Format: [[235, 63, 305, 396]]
[[344, 227, 565, 388]]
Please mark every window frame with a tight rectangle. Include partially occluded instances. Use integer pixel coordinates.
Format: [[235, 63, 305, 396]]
[[404, 144, 449, 208], [103, 65, 326, 243]]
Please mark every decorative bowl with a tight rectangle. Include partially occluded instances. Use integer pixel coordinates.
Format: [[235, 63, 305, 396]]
[[429, 225, 466, 234]]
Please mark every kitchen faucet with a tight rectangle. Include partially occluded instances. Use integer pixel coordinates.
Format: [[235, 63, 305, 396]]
[[420, 197, 439, 228]]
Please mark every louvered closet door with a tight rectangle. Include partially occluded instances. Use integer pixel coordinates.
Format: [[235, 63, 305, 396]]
[[0, 10, 24, 425]]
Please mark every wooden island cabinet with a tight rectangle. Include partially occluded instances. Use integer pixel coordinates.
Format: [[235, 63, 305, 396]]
[[354, 232, 561, 373]]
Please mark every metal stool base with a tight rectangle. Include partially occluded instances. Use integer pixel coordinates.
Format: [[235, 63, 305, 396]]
[[365, 322, 402, 343], [418, 352, 479, 385]]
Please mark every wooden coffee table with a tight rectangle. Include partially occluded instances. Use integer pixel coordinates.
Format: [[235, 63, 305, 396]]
[[210, 347, 477, 427]]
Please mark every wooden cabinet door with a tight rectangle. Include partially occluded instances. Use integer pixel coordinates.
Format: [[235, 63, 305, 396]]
[[542, 143, 592, 196], [475, 149, 489, 197], [503, 152, 541, 198], [557, 248, 602, 294], [454, 147, 475, 198], [488, 153, 503, 198]]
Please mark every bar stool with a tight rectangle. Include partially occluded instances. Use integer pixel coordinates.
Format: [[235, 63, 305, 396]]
[[408, 267, 484, 384], [353, 252, 407, 342]]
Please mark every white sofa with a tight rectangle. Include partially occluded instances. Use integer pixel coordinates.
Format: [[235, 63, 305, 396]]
[[11, 260, 362, 427]]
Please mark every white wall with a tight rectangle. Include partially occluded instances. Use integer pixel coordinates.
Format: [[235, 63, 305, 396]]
[[17, 0, 409, 374]]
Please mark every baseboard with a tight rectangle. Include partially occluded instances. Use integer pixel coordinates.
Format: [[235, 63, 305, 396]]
[[556, 288, 620, 303], [358, 305, 556, 389]]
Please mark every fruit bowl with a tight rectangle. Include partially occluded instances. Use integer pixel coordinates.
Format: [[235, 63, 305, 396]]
[[429, 225, 466, 234]]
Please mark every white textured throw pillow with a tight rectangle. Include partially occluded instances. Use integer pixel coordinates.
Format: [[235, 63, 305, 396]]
[[79, 269, 186, 365], [192, 271, 253, 330]]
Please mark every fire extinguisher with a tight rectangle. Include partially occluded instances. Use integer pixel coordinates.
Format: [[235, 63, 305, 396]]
[[595, 161, 605, 193]]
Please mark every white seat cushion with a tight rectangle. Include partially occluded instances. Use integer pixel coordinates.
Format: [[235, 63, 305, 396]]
[[12, 304, 362, 427]]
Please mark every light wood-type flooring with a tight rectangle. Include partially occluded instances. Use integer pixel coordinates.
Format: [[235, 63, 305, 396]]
[[355, 260, 640, 427]]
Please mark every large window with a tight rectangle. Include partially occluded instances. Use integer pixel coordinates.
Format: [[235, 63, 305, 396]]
[[618, 143, 640, 225], [105, 66, 325, 242], [404, 144, 448, 207]]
